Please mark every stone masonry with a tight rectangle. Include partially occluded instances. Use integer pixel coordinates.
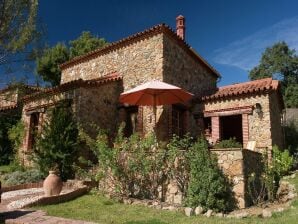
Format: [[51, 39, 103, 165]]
[[204, 89, 284, 152]]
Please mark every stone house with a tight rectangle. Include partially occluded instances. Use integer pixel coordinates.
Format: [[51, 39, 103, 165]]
[[0, 16, 284, 208]]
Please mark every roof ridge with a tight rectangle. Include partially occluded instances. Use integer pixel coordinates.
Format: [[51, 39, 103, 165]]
[[60, 23, 169, 69], [218, 77, 273, 89], [22, 73, 122, 103], [0, 84, 44, 94], [59, 23, 220, 78], [203, 77, 280, 101]]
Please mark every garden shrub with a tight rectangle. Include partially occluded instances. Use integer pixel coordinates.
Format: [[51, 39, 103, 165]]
[[186, 137, 235, 212], [214, 137, 242, 149], [166, 134, 193, 196], [2, 169, 44, 186], [272, 146, 293, 176], [0, 112, 22, 165], [284, 121, 298, 158], [93, 127, 167, 198], [81, 125, 235, 210], [248, 146, 294, 203], [33, 104, 79, 181], [8, 120, 25, 163]]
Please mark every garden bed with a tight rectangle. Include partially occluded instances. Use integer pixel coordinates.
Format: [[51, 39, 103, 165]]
[[31, 171, 298, 224]]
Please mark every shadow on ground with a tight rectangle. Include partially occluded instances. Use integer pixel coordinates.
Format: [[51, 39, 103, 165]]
[[0, 210, 35, 223]]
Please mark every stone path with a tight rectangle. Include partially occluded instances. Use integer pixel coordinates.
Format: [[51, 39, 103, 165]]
[[0, 188, 96, 224]]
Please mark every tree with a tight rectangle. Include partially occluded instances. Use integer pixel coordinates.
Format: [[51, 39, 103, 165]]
[[249, 42, 298, 107], [33, 104, 79, 180], [285, 84, 298, 108], [69, 31, 107, 59], [0, 0, 41, 72], [36, 31, 108, 86], [36, 43, 69, 86]]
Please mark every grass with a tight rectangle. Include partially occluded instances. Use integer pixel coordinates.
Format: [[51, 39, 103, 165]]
[[34, 173, 298, 224]]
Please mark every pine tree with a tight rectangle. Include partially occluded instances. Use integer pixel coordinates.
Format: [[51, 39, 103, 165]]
[[34, 104, 78, 180]]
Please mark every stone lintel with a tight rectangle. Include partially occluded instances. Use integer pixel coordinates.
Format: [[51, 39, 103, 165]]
[[204, 105, 253, 117]]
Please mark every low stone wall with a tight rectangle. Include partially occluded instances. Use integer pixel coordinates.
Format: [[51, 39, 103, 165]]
[[243, 149, 264, 206], [99, 148, 263, 209], [24, 187, 88, 208], [211, 148, 263, 208], [211, 148, 245, 208], [2, 182, 43, 193]]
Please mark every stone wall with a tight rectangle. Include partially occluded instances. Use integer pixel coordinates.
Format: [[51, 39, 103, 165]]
[[20, 81, 125, 163], [61, 34, 164, 90], [269, 92, 284, 149], [61, 33, 218, 140], [211, 148, 245, 208], [204, 93, 273, 152], [242, 149, 264, 206], [0, 89, 18, 108], [163, 35, 217, 97], [75, 82, 123, 138], [163, 35, 218, 138], [211, 148, 263, 208]]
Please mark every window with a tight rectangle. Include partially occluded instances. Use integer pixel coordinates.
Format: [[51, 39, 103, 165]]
[[172, 105, 186, 137]]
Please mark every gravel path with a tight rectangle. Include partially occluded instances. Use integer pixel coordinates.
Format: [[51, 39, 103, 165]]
[[1, 187, 96, 223], [2, 188, 44, 200], [7, 195, 43, 209]]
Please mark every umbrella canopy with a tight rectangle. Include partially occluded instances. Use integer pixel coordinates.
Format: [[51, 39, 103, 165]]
[[119, 80, 194, 126], [119, 80, 194, 106]]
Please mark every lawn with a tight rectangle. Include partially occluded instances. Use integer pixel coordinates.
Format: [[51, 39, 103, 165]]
[[34, 173, 298, 224]]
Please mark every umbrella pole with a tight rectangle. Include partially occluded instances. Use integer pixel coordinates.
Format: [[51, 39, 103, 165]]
[[153, 95, 157, 126], [153, 105, 157, 127]]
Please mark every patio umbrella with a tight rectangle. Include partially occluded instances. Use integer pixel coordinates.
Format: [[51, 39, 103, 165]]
[[119, 80, 194, 125]]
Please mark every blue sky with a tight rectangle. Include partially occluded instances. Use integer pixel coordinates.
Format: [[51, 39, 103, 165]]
[[2, 0, 298, 87]]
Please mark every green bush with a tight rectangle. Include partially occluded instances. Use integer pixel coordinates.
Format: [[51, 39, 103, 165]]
[[33, 104, 79, 181], [93, 127, 166, 198], [0, 112, 21, 165], [214, 137, 242, 149], [272, 145, 293, 176], [0, 160, 24, 175], [284, 121, 298, 158], [2, 169, 44, 186], [186, 137, 235, 212], [81, 126, 235, 210], [248, 146, 294, 203]]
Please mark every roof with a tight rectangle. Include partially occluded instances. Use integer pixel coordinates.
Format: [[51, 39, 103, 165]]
[[202, 78, 280, 101], [22, 73, 122, 103], [0, 104, 18, 112], [60, 24, 220, 78], [0, 85, 43, 94]]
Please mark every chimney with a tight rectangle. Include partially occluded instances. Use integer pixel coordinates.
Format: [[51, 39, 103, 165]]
[[176, 15, 185, 40]]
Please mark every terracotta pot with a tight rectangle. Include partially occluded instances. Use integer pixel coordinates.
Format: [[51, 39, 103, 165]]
[[43, 170, 63, 196]]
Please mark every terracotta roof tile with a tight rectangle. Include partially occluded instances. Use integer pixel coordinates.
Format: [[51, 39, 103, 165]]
[[0, 85, 43, 94], [0, 104, 18, 112], [202, 78, 280, 101], [22, 72, 122, 103], [59, 24, 220, 78]]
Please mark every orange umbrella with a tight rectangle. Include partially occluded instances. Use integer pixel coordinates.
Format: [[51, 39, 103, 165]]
[[119, 80, 193, 124]]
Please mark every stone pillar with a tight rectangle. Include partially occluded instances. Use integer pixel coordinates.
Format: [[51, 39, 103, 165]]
[[211, 116, 220, 143], [242, 114, 249, 148]]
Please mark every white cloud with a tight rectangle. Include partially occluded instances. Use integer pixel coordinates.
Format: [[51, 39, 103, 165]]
[[213, 16, 298, 71]]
